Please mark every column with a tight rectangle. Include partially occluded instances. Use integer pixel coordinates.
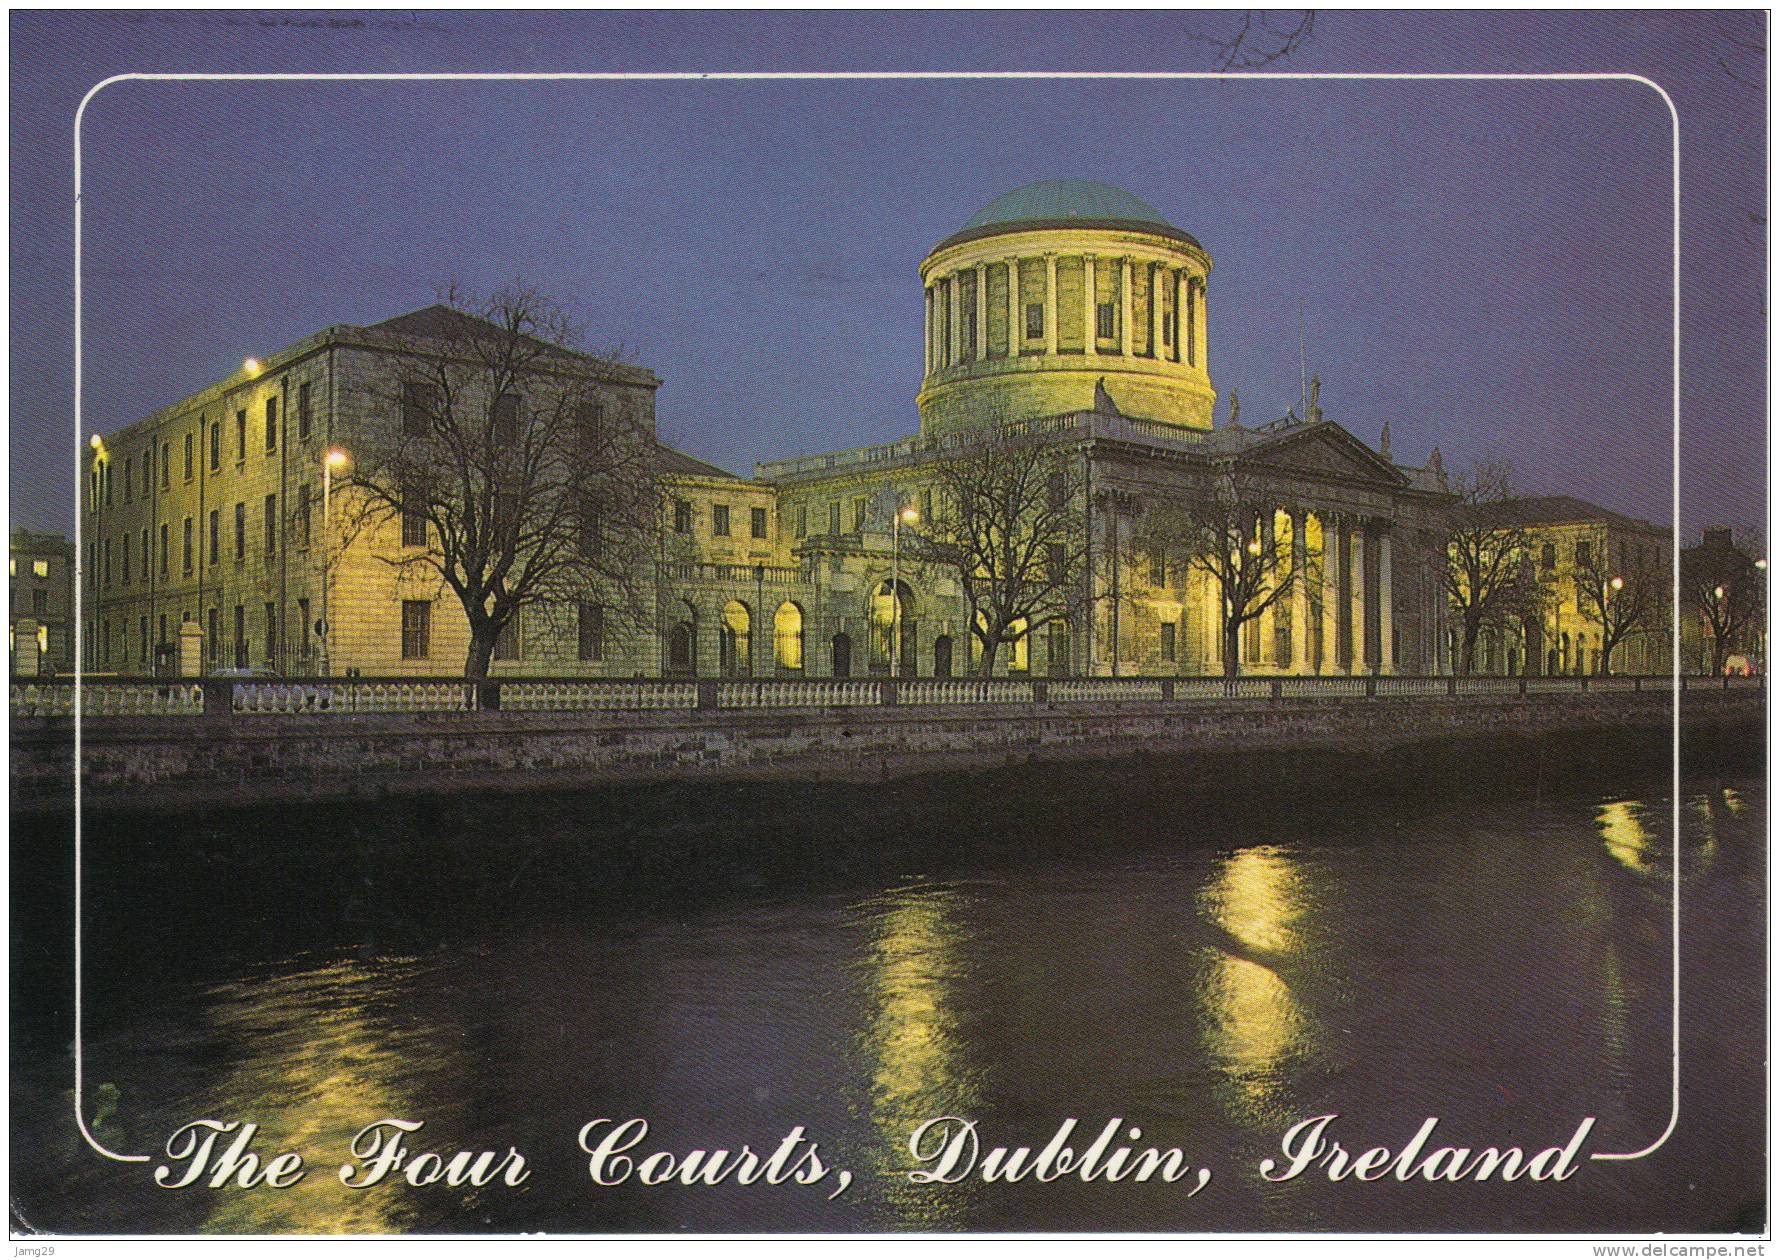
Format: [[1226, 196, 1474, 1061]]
[[948, 275, 962, 366], [1119, 258, 1134, 357], [1006, 258, 1020, 357], [1290, 512, 1310, 674], [1044, 254, 1059, 356], [1149, 263, 1164, 359], [1258, 511, 1278, 670], [1194, 278, 1208, 369], [974, 261, 988, 363], [1378, 529, 1394, 675], [1321, 516, 1341, 675], [1083, 255, 1098, 357], [1173, 270, 1187, 363], [1349, 523, 1368, 674], [1205, 570, 1222, 674], [923, 286, 933, 375]]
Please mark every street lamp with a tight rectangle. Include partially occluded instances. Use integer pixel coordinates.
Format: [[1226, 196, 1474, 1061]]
[[891, 502, 919, 678], [320, 447, 350, 675], [1609, 575, 1624, 592], [243, 357, 263, 376]]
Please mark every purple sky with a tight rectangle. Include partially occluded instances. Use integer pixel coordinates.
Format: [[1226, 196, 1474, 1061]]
[[10, 11, 1767, 541]]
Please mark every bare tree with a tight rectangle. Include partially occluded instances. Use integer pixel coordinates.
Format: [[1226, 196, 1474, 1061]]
[[1442, 463, 1545, 676], [911, 423, 1091, 676], [346, 286, 661, 677], [1138, 462, 1299, 678], [1187, 9, 1317, 70], [1574, 537, 1665, 676], [1682, 528, 1764, 675]]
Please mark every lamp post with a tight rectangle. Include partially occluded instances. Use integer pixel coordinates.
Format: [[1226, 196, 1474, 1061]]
[[753, 563, 765, 678], [321, 447, 349, 676], [891, 503, 919, 677]]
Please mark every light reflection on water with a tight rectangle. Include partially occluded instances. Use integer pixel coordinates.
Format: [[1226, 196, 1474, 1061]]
[[18, 777, 1766, 1234]]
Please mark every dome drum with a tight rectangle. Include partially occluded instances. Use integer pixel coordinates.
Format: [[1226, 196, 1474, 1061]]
[[917, 190, 1215, 435]]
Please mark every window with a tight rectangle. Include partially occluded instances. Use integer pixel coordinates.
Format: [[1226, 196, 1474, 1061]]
[[32, 560, 48, 579], [577, 495, 602, 559], [161, 441, 171, 488], [852, 498, 866, 532], [401, 600, 431, 659], [401, 477, 428, 547], [103, 538, 111, 586], [182, 518, 192, 573], [124, 458, 133, 503], [1160, 621, 1177, 662], [143, 450, 153, 496], [493, 614, 519, 661], [265, 398, 279, 451], [1048, 542, 1067, 584], [1149, 547, 1167, 587], [209, 421, 220, 472], [264, 495, 278, 556], [1576, 541, 1592, 567], [159, 523, 169, 575], [263, 602, 277, 664], [1163, 310, 1175, 347], [795, 504, 807, 539], [140, 616, 150, 664], [234, 503, 246, 559], [296, 488, 310, 548], [296, 599, 311, 658], [105, 463, 113, 507], [577, 602, 605, 661], [922, 488, 934, 524], [121, 539, 130, 584], [183, 433, 193, 481], [141, 529, 149, 581], [492, 394, 521, 444], [1026, 302, 1044, 339], [208, 510, 219, 564], [574, 402, 604, 454], [297, 383, 312, 440], [1541, 543, 1556, 570], [233, 605, 245, 668], [713, 505, 731, 537], [1097, 302, 1115, 341], [751, 507, 768, 540], [401, 383, 437, 437], [673, 500, 692, 534], [828, 502, 841, 535], [33, 588, 46, 615], [236, 410, 247, 461], [207, 608, 219, 663]]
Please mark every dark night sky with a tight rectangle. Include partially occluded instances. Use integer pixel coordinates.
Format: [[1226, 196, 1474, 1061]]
[[9, 11, 1767, 541]]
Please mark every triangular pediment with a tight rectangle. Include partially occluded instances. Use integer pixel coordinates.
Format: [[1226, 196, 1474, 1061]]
[[1241, 422, 1407, 487]]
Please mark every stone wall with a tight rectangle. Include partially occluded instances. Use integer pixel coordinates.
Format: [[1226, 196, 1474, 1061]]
[[11, 690, 1759, 815]]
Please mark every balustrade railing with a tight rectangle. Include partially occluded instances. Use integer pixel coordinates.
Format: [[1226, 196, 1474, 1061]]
[[11, 672, 1760, 721]]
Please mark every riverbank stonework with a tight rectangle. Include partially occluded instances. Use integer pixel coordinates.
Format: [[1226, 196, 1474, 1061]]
[[10, 690, 1760, 814]]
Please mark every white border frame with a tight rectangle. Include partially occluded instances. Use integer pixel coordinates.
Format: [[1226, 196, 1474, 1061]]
[[69, 71, 1680, 1174]]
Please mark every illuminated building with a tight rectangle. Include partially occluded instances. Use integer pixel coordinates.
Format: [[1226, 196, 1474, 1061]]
[[80, 180, 1470, 678]]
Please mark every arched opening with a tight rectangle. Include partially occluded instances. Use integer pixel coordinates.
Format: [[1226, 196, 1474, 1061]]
[[719, 599, 752, 677], [667, 622, 695, 675], [1559, 632, 1571, 674], [933, 635, 953, 677], [773, 601, 804, 672], [831, 632, 852, 678], [869, 579, 917, 676]]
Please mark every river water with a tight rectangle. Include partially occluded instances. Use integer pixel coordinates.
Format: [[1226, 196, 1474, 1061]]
[[9, 770, 1766, 1235]]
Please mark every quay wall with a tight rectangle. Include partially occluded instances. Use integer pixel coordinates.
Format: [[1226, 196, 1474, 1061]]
[[10, 689, 1762, 814]]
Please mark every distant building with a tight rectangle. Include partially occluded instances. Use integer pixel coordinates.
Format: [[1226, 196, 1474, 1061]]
[[1464, 495, 1673, 677], [1680, 526, 1766, 674], [9, 528, 74, 674]]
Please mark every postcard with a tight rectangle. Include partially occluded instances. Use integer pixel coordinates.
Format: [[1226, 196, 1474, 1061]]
[[8, 9, 1768, 1247]]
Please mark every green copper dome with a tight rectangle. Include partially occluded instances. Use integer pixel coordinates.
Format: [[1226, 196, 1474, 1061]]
[[962, 179, 1174, 231]]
